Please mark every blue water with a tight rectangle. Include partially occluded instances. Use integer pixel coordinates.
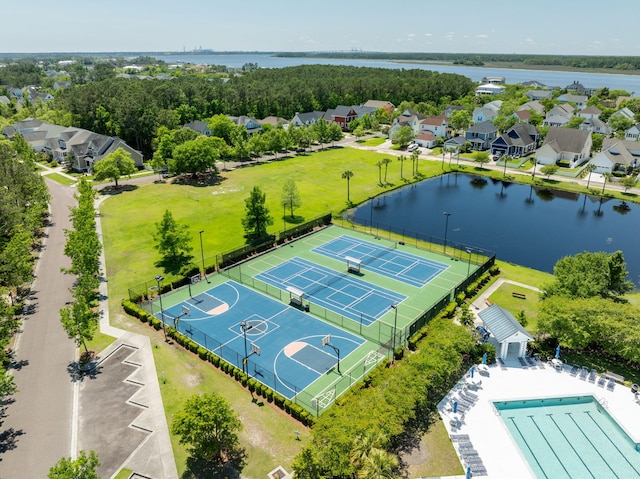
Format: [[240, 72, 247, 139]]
[[349, 173, 640, 287], [153, 52, 640, 92], [495, 396, 640, 479]]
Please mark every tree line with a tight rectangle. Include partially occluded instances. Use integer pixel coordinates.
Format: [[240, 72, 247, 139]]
[[277, 51, 640, 71], [49, 65, 473, 158], [0, 136, 49, 400]]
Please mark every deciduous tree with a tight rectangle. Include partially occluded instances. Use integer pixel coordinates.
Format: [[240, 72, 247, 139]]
[[241, 186, 273, 245], [171, 393, 242, 464], [153, 210, 193, 264], [48, 450, 100, 479], [281, 179, 302, 219], [391, 125, 413, 147], [92, 147, 136, 187], [540, 163, 558, 178]]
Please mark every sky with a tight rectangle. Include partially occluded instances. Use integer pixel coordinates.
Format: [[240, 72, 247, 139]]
[[3, 0, 639, 56]]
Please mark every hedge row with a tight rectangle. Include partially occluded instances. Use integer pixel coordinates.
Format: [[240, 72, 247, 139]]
[[406, 266, 500, 351], [121, 299, 314, 426]]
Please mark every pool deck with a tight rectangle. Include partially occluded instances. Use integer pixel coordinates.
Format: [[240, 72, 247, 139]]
[[438, 358, 640, 479]]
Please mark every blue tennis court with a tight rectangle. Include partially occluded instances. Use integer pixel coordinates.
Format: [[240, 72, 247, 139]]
[[312, 234, 448, 287], [156, 281, 365, 400], [254, 257, 406, 326]]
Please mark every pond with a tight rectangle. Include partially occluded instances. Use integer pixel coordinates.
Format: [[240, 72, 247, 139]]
[[348, 173, 640, 287]]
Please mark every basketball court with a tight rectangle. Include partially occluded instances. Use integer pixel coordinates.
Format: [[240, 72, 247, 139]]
[[143, 224, 487, 414], [156, 281, 380, 404]]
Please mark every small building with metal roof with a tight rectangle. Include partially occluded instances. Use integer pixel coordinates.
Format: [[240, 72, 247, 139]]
[[478, 304, 533, 359]]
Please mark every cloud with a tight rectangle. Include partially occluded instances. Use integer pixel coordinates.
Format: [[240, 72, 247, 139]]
[[526, 37, 535, 44], [408, 33, 416, 38], [424, 33, 433, 37], [476, 34, 488, 39]]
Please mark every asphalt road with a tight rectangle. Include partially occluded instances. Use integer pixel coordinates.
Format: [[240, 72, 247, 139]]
[[0, 179, 78, 478]]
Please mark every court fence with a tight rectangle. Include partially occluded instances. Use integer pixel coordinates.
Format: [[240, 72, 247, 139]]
[[178, 316, 391, 416], [127, 212, 333, 304], [126, 215, 496, 415]]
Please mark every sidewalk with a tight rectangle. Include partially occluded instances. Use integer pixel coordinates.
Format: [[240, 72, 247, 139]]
[[86, 195, 178, 479]]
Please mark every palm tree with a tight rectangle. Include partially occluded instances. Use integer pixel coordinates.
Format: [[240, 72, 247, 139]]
[[375, 160, 383, 185], [342, 170, 354, 203], [412, 149, 420, 175], [585, 163, 597, 189], [530, 157, 538, 182], [382, 157, 392, 184], [359, 448, 399, 479], [350, 432, 386, 471], [397, 155, 406, 179]]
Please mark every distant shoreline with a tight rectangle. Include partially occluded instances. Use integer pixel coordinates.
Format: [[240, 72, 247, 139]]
[[2, 50, 640, 76]]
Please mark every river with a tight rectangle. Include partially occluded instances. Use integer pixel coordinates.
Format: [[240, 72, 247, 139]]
[[153, 52, 640, 94], [348, 173, 640, 287]]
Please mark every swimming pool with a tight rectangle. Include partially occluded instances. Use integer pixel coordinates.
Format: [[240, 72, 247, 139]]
[[494, 396, 640, 479]]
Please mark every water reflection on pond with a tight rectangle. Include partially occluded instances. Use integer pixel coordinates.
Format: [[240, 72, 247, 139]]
[[349, 173, 640, 287]]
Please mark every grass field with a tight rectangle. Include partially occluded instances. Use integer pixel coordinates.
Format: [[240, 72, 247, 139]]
[[98, 145, 638, 477], [44, 172, 76, 186], [101, 147, 444, 312], [357, 137, 387, 146], [100, 146, 444, 474]]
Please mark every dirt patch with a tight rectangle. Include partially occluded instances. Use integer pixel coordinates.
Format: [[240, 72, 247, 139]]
[[401, 440, 430, 466], [182, 373, 202, 388]]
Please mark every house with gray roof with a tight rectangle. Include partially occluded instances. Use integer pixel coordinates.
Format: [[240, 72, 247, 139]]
[[536, 127, 592, 167], [228, 115, 261, 137], [624, 124, 640, 141], [0, 95, 10, 105], [490, 123, 540, 158], [464, 121, 498, 150], [518, 101, 545, 116], [557, 93, 588, 109], [609, 107, 635, 123], [525, 89, 552, 101], [590, 138, 640, 174], [543, 104, 574, 127], [5, 118, 143, 172], [579, 117, 611, 136], [291, 111, 325, 127], [577, 106, 602, 119], [183, 121, 211, 136]]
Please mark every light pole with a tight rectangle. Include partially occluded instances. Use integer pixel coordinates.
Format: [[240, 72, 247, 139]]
[[199, 230, 209, 283], [240, 321, 254, 375], [391, 303, 398, 363], [155, 275, 166, 341], [443, 212, 451, 255], [369, 197, 373, 234], [466, 249, 472, 277]]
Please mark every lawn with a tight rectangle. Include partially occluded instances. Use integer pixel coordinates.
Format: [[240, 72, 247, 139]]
[[406, 418, 464, 478], [357, 136, 387, 146], [100, 146, 443, 309], [487, 282, 542, 334], [44, 172, 76, 186], [149, 327, 310, 478], [99, 146, 443, 474]]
